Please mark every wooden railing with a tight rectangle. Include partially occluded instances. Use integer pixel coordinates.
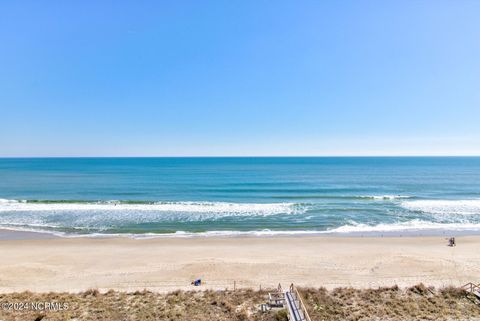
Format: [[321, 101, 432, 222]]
[[268, 283, 286, 307], [288, 284, 312, 321], [462, 282, 480, 295]]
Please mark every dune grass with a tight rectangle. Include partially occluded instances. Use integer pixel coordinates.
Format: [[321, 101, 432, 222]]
[[0, 284, 478, 321], [300, 284, 480, 321]]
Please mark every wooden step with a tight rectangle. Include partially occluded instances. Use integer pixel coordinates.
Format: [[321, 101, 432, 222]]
[[473, 290, 480, 299]]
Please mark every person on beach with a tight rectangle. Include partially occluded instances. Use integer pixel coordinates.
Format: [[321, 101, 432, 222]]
[[448, 237, 456, 247]]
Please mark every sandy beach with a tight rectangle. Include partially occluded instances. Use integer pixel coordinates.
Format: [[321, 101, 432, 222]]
[[0, 233, 479, 293]]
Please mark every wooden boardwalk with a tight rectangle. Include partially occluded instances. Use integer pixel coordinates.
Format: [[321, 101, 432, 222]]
[[463, 282, 480, 301], [265, 283, 311, 320], [284, 284, 312, 321]]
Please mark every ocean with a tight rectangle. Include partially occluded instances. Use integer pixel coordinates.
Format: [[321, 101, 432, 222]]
[[0, 157, 479, 237]]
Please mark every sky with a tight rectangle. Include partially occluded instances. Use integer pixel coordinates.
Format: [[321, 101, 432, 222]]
[[0, 1, 479, 157]]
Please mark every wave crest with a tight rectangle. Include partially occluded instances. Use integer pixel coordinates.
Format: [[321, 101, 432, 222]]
[[328, 220, 480, 233], [0, 199, 305, 218], [401, 199, 480, 215]]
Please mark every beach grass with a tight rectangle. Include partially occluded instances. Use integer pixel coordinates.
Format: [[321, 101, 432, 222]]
[[0, 285, 479, 321]]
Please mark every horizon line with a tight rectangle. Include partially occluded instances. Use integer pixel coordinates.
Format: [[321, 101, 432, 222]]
[[1, 155, 480, 159]]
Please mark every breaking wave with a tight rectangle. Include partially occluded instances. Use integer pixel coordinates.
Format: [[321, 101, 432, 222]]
[[368, 195, 411, 200], [2, 198, 480, 237], [276, 195, 412, 200], [3, 220, 480, 238], [0, 199, 303, 216], [327, 220, 480, 234], [0, 199, 308, 232], [401, 199, 480, 215]]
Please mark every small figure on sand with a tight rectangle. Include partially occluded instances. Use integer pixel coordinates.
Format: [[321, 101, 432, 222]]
[[448, 237, 456, 247], [191, 278, 202, 286]]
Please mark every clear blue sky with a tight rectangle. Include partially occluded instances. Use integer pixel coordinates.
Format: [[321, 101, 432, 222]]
[[1, 1, 479, 156]]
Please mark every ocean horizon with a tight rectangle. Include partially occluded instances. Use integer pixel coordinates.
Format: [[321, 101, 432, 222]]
[[1, 156, 480, 237]]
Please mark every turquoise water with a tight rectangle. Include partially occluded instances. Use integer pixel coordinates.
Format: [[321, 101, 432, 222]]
[[0, 157, 480, 237]]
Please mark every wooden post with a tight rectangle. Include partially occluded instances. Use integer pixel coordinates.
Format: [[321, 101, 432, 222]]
[[234, 280, 236, 291], [259, 284, 262, 291]]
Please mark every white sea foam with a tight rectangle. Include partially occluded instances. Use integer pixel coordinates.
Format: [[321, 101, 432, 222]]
[[370, 195, 411, 200], [2, 198, 480, 238], [226, 221, 480, 235], [129, 229, 324, 238], [325, 220, 480, 234], [0, 226, 327, 239], [0, 200, 306, 229], [0, 200, 302, 216], [401, 199, 480, 215], [2, 221, 479, 239], [0, 198, 22, 204]]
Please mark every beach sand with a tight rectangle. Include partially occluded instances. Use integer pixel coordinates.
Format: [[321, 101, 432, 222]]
[[0, 233, 479, 293]]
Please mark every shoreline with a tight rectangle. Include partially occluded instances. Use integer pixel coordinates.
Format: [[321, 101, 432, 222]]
[[0, 233, 479, 293], [0, 227, 478, 241]]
